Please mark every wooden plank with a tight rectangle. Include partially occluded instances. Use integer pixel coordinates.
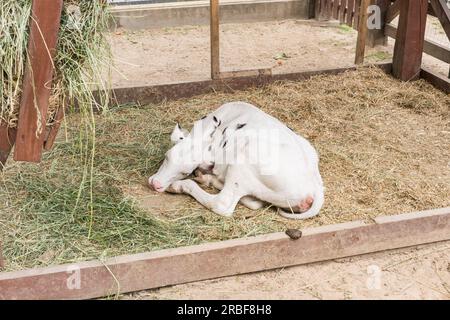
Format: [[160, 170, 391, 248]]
[[326, 0, 333, 19], [385, 23, 450, 63], [355, 0, 370, 64], [392, 0, 428, 81], [339, 0, 347, 23], [309, 0, 318, 18], [0, 206, 448, 300], [104, 63, 392, 106], [210, 0, 220, 80], [420, 67, 450, 93], [367, 0, 389, 47], [346, 0, 355, 26], [332, 0, 340, 19], [14, 0, 63, 162], [353, 0, 361, 30], [386, 0, 400, 23], [429, 0, 450, 41], [0, 123, 17, 169]]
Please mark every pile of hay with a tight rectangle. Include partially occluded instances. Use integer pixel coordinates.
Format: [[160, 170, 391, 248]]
[[0, 0, 110, 128], [0, 67, 449, 271]]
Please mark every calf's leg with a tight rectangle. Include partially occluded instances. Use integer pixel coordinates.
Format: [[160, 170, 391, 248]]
[[168, 178, 248, 217]]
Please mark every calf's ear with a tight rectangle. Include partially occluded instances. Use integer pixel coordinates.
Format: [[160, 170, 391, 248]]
[[170, 123, 187, 144]]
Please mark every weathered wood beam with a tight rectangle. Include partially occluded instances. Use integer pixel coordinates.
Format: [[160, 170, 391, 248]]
[[385, 23, 450, 63], [103, 63, 392, 106], [0, 206, 448, 300], [392, 0, 428, 81], [429, 0, 450, 40], [355, 0, 370, 64], [346, 0, 355, 26], [14, 0, 63, 162], [386, 0, 400, 22]]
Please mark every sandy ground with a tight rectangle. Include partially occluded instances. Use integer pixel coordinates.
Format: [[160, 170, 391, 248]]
[[109, 20, 450, 300], [124, 241, 450, 300], [107, 19, 449, 88]]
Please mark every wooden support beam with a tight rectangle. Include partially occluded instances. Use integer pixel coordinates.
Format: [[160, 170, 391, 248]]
[[104, 63, 392, 106], [210, 0, 220, 80], [0, 123, 16, 169], [353, 0, 361, 30], [339, 0, 347, 23], [0, 207, 448, 300], [392, 0, 428, 81], [355, 0, 370, 64], [429, 0, 450, 40], [367, 0, 389, 47], [346, 0, 355, 26], [385, 23, 450, 63], [333, 0, 341, 19], [14, 0, 63, 162], [386, 0, 400, 23]]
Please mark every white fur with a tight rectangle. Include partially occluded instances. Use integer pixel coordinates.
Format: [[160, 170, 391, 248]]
[[149, 102, 324, 219]]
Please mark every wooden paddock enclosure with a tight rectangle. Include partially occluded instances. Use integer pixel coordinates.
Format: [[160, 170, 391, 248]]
[[1, 0, 450, 299]]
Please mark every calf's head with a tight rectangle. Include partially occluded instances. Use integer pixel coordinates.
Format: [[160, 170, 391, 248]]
[[148, 123, 204, 192]]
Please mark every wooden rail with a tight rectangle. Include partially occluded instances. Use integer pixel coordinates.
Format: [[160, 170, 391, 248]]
[[385, 23, 450, 64]]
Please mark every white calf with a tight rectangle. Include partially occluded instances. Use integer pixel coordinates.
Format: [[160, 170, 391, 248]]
[[148, 102, 324, 219]]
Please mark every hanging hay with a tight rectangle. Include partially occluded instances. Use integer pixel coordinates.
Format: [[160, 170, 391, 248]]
[[0, 0, 111, 129]]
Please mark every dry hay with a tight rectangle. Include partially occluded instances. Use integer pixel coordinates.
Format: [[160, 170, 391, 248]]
[[0, 67, 449, 271], [0, 0, 110, 129]]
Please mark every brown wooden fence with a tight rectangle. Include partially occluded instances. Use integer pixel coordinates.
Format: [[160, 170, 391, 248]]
[[316, 0, 363, 28]]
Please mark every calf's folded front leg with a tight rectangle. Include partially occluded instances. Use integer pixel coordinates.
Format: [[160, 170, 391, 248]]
[[193, 171, 264, 210], [168, 179, 247, 217]]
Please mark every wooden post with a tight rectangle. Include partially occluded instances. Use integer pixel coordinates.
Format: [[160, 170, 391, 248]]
[[355, 0, 370, 64], [210, 0, 220, 80], [353, 0, 361, 30], [0, 124, 16, 169], [367, 0, 390, 47], [14, 0, 63, 162], [392, 0, 428, 81], [346, 0, 355, 26]]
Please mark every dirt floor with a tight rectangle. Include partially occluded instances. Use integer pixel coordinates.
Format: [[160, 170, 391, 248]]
[[107, 19, 449, 88]]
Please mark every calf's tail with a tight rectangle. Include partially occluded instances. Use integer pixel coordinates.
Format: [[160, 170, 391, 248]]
[[277, 188, 324, 220]]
